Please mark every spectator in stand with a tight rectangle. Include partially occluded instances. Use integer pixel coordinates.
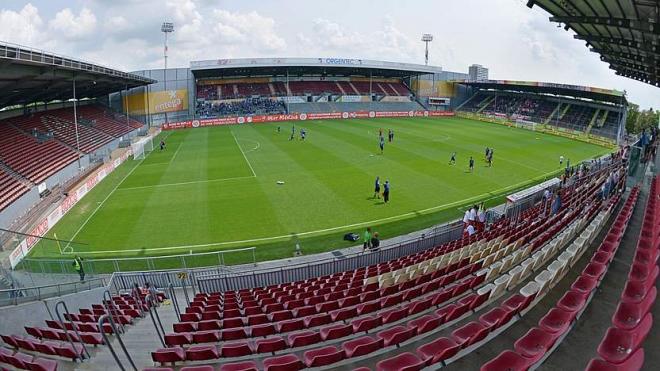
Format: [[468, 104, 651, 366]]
[[370, 232, 380, 251], [465, 224, 476, 237], [363, 227, 372, 250]]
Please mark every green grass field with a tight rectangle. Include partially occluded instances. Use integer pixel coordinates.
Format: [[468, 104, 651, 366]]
[[27, 117, 609, 268]]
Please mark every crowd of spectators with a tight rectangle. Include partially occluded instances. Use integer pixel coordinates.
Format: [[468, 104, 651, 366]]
[[196, 98, 286, 118]]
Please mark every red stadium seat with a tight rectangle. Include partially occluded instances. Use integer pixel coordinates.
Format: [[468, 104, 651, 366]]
[[451, 321, 490, 347], [185, 345, 219, 361], [219, 360, 259, 371], [220, 341, 253, 357], [407, 314, 441, 334], [352, 316, 382, 333], [376, 352, 424, 371], [415, 337, 460, 365], [287, 331, 321, 348], [480, 350, 532, 371], [377, 325, 415, 347], [263, 353, 304, 371], [303, 345, 345, 367], [342, 336, 384, 358], [320, 323, 353, 341], [556, 290, 588, 313], [152, 348, 186, 364], [611, 289, 656, 330], [570, 275, 598, 295], [165, 333, 192, 347], [597, 314, 652, 364], [585, 348, 644, 371], [26, 357, 58, 371], [538, 308, 575, 334], [255, 337, 287, 354], [192, 331, 220, 344], [478, 307, 514, 330], [513, 327, 559, 363]]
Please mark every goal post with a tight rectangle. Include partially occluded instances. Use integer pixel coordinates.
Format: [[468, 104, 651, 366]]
[[131, 136, 153, 160], [515, 119, 537, 132]]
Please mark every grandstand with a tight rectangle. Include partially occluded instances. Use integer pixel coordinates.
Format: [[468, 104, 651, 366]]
[[456, 81, 626, 142], [0, 42, 152, 235], [190, 58, 435, 118]]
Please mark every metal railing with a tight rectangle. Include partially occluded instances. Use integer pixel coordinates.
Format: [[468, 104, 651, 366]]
[[17, 247, 257, 274], [0, 41, 154, 83], [102, 220, 463, 293], [0, 277, 106, 307]]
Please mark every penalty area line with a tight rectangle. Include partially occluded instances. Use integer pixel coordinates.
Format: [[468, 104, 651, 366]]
[[115, 175, 256, 191], [62, 155, 148, 252], [231, 130, 257, 177]]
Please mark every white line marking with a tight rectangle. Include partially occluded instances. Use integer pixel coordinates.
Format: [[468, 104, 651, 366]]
[[64, 157, 146, 250], [231, 130, 257, 177], [243, 139, 261, 153], [68, 168, 561, 255], [170, 141, 182, 163], [62, 133, 173, 251], [116, 175, 256, 191]]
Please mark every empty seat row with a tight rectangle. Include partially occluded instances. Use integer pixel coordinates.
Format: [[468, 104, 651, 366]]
[[587, 180, 657, 370], [482, 185, 639, 371]]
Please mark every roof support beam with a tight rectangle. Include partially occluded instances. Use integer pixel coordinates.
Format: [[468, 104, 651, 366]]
[[594, 49, 657, 63], [576, 35, 659, 55], [550, 16, 659, 36]]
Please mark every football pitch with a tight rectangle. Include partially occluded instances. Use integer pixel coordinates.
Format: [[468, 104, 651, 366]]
[[28, 117, 610, 265]]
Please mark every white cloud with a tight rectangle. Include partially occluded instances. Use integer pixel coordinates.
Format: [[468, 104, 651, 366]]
[[211, 10, 286, 52], [296, 17, 419, 61], [104, 15, 129, 33], [0, 4, 46, 47], [49, 8, 97, 40]]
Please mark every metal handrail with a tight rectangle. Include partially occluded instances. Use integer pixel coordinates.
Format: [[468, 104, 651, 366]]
[[54, 300, 90, 360], [97, 314, 137, 371], [0, 277, 106, 306], [103, 290, 125, 334], [168, 283, 181, 322], [145, 294, 166, 347], [20, 247, 256, 274]]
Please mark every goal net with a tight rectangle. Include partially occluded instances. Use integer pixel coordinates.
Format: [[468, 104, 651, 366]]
[[131, 136, 154, 160], [515, 119, 537, 132]]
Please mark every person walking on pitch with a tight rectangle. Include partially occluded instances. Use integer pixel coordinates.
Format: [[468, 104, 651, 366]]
[[449, 152, 456, 165], [373, 176, 381, 199], [469, 156, 475, 172], [379, 135, 385, 154], [383, 180, 390, 203]]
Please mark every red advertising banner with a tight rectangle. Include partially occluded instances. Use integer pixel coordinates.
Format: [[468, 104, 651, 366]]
[[163, 111, 455, 131]]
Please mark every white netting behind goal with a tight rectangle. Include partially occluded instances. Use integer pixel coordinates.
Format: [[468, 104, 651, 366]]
[[131, 136, 153, 160], [515, 119, 537, 131]]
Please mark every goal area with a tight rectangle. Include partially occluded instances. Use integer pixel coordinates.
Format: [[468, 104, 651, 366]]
[[131, 136, 154, 160]]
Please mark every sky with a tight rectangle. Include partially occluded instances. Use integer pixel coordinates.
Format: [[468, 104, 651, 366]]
[[0, 0, 658, 109]]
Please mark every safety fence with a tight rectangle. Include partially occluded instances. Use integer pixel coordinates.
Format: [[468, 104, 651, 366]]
[[17, 247, 257, 275], [0, 277, 106, 307]]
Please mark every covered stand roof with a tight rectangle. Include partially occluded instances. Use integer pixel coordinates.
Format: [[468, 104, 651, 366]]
[[526, 0, 659, 87], [191, 57, 442, 79], [461, 80, 626, 105], [0, 42, 155, 109]]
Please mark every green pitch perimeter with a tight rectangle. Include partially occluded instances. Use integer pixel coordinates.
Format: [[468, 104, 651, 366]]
[[29, 117, 609, 264]]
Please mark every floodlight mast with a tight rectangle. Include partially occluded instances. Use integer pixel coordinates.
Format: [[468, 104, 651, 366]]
[[161, 22, 174, 124], [421, 33, 433, 66], [161, 22, 174, 71]]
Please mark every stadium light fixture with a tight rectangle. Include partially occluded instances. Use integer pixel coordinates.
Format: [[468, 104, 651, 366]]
[[161, 22, 174, 71], [421, 33, 433, 66]]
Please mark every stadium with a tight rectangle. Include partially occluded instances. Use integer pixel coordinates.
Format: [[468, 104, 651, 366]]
[[0, 0, 658, 370]]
